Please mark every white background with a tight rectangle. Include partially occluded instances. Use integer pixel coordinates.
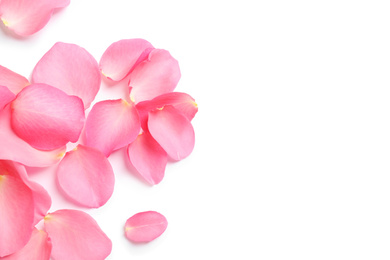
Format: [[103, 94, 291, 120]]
[[1, 0, 390, 259]]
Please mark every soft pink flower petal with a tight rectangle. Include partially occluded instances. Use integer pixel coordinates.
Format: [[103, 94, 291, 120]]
[[0, 0, 70, 36], [0, 105, 65, 167], [0, 66, 29, 94], [84, 99, 140, 157], [0, 228, 52, 260], [11, 83, 85, 150], [127, 132, 167, 185], [129, 49, 181, 103], [32, 42, 101, 109], [0, 175, 34, 257], [148, 105, 195, 160], [57, 145, 115, 208], [125, 211, 168, 243], [0, 85, 15, 110], [44, 209, 112, 260], [100, 39, 154, 81]]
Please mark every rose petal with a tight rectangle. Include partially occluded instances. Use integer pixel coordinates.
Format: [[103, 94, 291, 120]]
[[148, 105, 195, 160], [11, 83, 85, 150], [0, 0, 70, 36], [125, 211, 168, 243], [0, 85, 15, 110], [99, 39, 154, 81], [0, 175, 34, 257], [84, 99, 140, 157], [129, 49, 181, 103], [0, 228, 52, 260], [32, 42, 101, 109], [0, 66, 29, 94], [44, 209, 112, 260], [57, 145, 115, 208], [0, 105, 65, 167], [127, 132, 167, 185]]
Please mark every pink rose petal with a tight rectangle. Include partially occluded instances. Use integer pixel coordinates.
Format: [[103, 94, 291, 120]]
[[44, 209, 112, 260], [32, 42, 101, 109], [0, 0, 70, 36], [0, 85, 15, 110], [100, 39, 154, 81], [125, 211, 168, 243], [148, 105, 195, 160], [0, 105, 65, 167], [127, 132, 167, 185], [84, 99, 140, 157], [0, 228, 52, 260], [0, 175, 34, 257], [0, 66, 29, 94], [57, 145, 115, 208], [11, 83, 85, 150], [129, 49, 181, 103]]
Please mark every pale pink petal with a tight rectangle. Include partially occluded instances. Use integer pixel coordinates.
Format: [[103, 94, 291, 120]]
[[0, 85, 15, 110], [129, 49, 181, 103], [44, 209, 112, 260], [127, 132, 167, 185], [32, 42, 101, 109], [125, 211, 168, 243], [84, 99, 140, 157], [99, 39, 154, 81], [0, 175, 34, 257], [57, 145, 115, 208], [11, 83, 85, 150], [0, 66, 29, 94], [148, 105, 195, 160], [0, 0, 70, 36], [0, 228, 51, 260], [0, 105, 65, 167]]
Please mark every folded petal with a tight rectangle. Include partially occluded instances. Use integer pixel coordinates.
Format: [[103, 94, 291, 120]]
[[57, 145, 115, 208], [0, 175, 34, 257], [129, 49, 181, 103], [148, 105, 195, 160], [11, 83, 85, 150], [32, 42, 101, 109], [99, 39, 154, 81], [44, 209, 112, 260], [0, 86, 15, 110], [0, 105, 65, 167], [0, 66, 29, 94], [84, 99, 140, 157], [0, 0, 70, 36], [0, 228, 52, 260], [125, 211, 168, 243], [127, 132, 167, 185]]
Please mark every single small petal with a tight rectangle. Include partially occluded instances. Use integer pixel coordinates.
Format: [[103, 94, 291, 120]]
[[0, 66, 29, 94], [125, 211, 168, 243], [129, 49, 181, 103], [11, 83, 85, 150], [0, 0, 70, 36], [84, 99, 140, 157], [99, 39, 154, 81], [44, 209, 112, 260], [0, 228, 52, 260], [148, 105, 195, 160], [57, 145, 115, 208], [127, 132, 167, 185], [0, 175, 34, 257], [0, 85, 15, 110], [32, 42, 101, 109], [0, 105, 65, 167]]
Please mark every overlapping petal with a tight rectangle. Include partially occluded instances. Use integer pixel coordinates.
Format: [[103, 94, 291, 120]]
[[0, 66, 29, 94], [11, 83, 85, 150], [128, 49, 181, 103], [0, 86, 15, 110], [0, 0, 70, 36], [84, 99, 140, 157], [32, 42, 101, 109], [44, 209, 112, 260], [125, 211, 168, 243], [57, 145, 115, 208], [100, 39, 154, 81]]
